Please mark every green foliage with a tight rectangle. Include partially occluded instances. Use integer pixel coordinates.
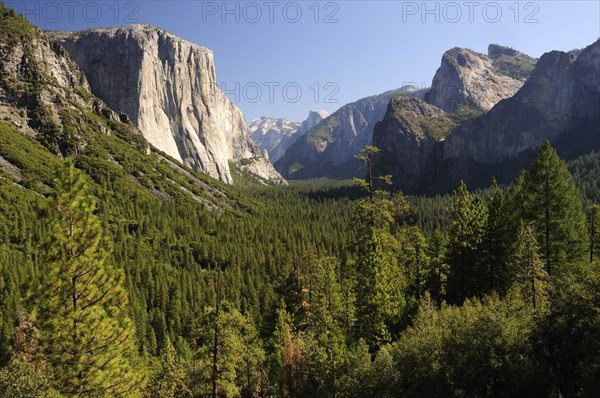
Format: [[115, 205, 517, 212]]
[[492, 54, 537, 80], [190, 300, 265, 398], [533, 265, 600, 397], [0, 121, 61, 190], [419, 117, 456, 140], [587, 205, 600, 263], [445, 181, 488, 303], [36, 159, 144, 397], [0, 42, 597, 396], [519, 141, 588, 277], [146, 338, 188, 398], [481, 179, 514, 295], [449, 105, 483, 124], [513, 224, 550, 311], [424, 230, 447, 302], [397, 226, 429, 303], [568, 151, 600, 205], [352, 191, 408, 347], [0, 359, 62, 398], [392, 294, 542, 398], [305, 115, 338, 144], [0, 4, 38, 51], [269, 301, 305, 398]]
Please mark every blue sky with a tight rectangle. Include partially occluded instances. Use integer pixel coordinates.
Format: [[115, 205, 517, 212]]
[[9, 1, 600, 121]]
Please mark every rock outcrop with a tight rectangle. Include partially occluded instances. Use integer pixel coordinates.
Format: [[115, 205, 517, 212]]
[[424, 46, 536, 113], [0, 5, 139, 154], [296, 110, 330, 135], [373, 40, 599, 193], [441, 40, 600, 188], [249, 110, 330, 162], [48, 25, 284, 185], [275, 88, 421, 179], [372, 96, 456, 193], [249, 117, 301, 162]]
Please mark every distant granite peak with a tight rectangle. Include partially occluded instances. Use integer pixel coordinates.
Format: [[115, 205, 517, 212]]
[[249, 110, 329, 162]]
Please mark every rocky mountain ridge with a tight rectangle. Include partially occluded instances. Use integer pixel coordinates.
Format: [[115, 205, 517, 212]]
[[276, 44, 536, 181], [424, 45, 536, 113], [0, 5, 247, 211], [248, 110, 329, 162], [0, 6, 140, 155], [48, 24, 285, 185], [275, 87, 423, 179], [373, 40, 600, 194]]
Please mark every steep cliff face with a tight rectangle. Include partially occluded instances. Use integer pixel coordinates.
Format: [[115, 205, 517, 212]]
[[372, 96, 456, 193], [296, 110, 330, 135], [442, 39, 600, 188], [374, 40, 599, 194], [275, 89, 417, 179], [48, 25, 284, 185], [424, 46, 535, 113]]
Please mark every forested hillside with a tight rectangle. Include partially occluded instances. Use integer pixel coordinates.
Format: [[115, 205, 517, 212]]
[[1, 122, 598, 396], [0, 3, 598, 398]]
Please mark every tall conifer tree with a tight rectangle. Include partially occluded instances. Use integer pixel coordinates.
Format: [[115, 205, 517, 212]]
[[37, 159, 143, 397], [445, 181, 488, 303], [521, 141, 587, 276]]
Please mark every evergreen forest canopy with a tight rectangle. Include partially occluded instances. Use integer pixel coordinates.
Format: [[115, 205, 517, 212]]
[[0, 121, 599, 397], [0, 4, 598, 397]]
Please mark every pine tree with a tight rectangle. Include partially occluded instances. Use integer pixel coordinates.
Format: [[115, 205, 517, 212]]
[[271, 301, 305, 398], [424, 230, 447, 303], [482, 178, 513, 295], [308, 257, 344, 336], [445, 181, 488, 303], [37, 159, 144, 397], [352, 147, 408, 348], [521, 141, 587, 276], [146, 337, 188, 398], [513, 225, 550, 311], [190, 302, 246, 397], [587, 205, 600, 263], [302, 257, 347, 397], [398, 226, 429, 303]]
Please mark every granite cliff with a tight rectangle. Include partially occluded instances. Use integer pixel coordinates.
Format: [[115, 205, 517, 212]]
[[424, 45, 536, 113], [373, 41, 599, 193], [372, 96, 456, 193], [48, 25, 285, 185], [441, 40, 600, 187]]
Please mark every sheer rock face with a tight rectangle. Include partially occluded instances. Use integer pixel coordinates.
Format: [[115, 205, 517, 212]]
[[48, 25, 285, 185], [373, 41, 599, 194], [424, 46, 533, 113], [372, 96, 455, 193], [443, 40, 600, 169], [296, 110, 330, 135]]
